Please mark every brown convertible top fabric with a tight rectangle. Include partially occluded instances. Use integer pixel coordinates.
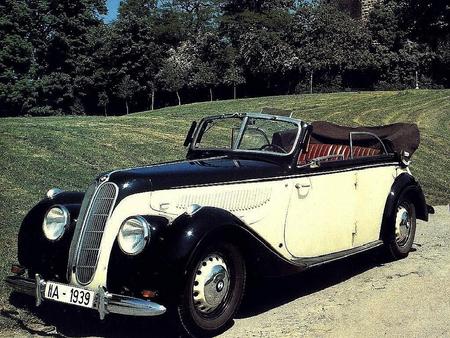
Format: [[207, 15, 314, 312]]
[[310, 121, 420, 156]]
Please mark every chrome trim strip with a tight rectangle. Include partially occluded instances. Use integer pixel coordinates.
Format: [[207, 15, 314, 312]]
[[98, 286, 108, 320], [167, 161, 399, 190], [35, 274, 44, 306], [297, 154, 345, 169], [299, 240, 384, 268], [102, 292, 166, 317], [46, 188, 63, 199], [5, 275, 166, 318]]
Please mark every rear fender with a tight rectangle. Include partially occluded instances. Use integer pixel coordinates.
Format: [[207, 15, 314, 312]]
[[380, 173, 429, 240]]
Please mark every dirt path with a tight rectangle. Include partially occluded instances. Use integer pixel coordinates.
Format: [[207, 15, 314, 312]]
[[223, 205, 450, 338], [0, 206, 448, 337]]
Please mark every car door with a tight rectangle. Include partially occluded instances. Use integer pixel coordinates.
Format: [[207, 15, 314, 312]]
[[349, 133, 398, 247], [352, 165, 400, 247], [284, 168, 356, 258]]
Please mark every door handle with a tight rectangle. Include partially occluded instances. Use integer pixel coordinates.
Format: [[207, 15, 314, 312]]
[[295, 179, 311, 198]]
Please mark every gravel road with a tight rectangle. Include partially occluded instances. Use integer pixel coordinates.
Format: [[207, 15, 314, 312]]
[[1, 205, 448, 337]]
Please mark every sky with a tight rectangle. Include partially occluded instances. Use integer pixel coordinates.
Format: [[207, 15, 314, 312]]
[[104, 0, 120, 22]]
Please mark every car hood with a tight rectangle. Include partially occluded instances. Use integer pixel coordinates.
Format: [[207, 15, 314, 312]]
[[106, 156, 286, 193]]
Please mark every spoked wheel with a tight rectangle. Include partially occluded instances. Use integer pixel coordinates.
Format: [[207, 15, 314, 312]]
[[385, 197, 416, 260], [177, 242, 246, 337]]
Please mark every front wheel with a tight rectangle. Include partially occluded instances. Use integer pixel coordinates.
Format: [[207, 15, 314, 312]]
[[177, 242, 246, 337], [385, 197, 417, 260]]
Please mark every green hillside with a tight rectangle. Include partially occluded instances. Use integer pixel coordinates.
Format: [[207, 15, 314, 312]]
[[0, 89, 449, 304]]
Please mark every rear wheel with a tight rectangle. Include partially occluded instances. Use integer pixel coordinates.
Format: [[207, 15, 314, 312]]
[[177, 242, 246, 337], [385, 197, 416, 260]]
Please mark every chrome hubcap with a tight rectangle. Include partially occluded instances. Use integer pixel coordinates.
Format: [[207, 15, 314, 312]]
[[192, 254, 230, 314], [395, 205, 411, 246]]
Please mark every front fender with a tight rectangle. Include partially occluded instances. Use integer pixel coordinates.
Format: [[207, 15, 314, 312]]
[[17, 191, 83, 281], [159, 207, 304, 296], [106, 207, 305, 302], [106, 208, 245, 299], [163, 207, 245, 268]]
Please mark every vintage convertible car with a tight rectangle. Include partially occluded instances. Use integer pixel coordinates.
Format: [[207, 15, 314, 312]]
[[6, 112, 433, 336]]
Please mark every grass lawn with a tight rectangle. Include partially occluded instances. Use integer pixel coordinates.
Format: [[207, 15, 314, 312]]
[[0, 89, 449, 304]]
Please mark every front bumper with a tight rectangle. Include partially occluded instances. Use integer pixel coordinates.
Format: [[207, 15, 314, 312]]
[[5, 273, 166, 319]]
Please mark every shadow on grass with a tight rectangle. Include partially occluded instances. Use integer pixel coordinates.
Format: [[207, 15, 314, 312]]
[[8, 248, 386, 337]]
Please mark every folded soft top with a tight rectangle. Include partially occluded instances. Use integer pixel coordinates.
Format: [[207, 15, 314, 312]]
[[310, 121, 420, 156]]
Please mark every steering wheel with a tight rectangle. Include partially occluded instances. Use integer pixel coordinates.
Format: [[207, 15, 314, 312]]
[[259, 144, 287, 153]]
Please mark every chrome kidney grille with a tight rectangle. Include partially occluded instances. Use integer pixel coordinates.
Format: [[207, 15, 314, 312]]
[[74, 182, 118, 285]]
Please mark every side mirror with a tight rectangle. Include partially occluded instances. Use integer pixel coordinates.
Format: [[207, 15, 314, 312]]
[[184, 121, 197, 147]]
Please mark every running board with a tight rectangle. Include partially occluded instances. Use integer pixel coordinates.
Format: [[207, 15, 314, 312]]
[[294, 240, 384, 268]]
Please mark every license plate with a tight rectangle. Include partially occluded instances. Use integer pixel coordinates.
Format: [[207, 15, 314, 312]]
[[44, 282, 95, 308]]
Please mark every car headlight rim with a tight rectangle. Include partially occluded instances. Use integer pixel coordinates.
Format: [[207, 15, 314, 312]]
[[42, 205, 70, 241], [118, 216, 151, 256]]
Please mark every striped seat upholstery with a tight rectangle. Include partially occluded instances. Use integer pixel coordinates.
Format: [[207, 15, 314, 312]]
[[298, 143, 381, 165]]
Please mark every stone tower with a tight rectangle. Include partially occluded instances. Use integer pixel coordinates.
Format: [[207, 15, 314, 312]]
[[361, 0, 379, 20], [328, 0, 379, 20]]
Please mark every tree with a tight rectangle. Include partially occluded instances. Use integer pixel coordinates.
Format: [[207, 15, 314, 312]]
[[220, 0, 295, 14], [291, 4, 374, 92], [0, 0, 107, 115], [171, 0, 218, 35], [98, 91, 109, 116], [109, 0, 164, 112], [239, 27, 296, 83], [435, 38, 450, 87], [394, 0, 450, 87], [31, 0, 106, 114], [223, 49, 246, 99], [157, 43, 194, 105], [1, 0, 449, 116], [146, 81, 156, 111], [396, 0, 450, 48], [116, 75, 138, 114], [223, 64, 245, 99], [368, 2, 435, 89], [0, 0, 34, 116], [189, 32, 223, 101], [191, 62, 217, 101]]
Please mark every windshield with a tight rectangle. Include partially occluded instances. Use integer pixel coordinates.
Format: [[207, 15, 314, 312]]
[[193, 114, 301, 155]]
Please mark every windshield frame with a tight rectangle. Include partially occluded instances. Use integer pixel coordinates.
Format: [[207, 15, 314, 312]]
[[189, 113, 304, 157]]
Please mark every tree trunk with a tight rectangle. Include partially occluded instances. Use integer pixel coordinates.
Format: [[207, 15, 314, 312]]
[[125, 99, 129, 115], [151, 89, 155, 111], [104, 105, 107, 117], [209, 87, 213, 102], [176, 90, 181, 106], [233, 84, 237, 100]]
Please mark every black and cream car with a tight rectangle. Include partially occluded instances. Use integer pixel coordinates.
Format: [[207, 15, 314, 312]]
[[6, 112, 433, 336]]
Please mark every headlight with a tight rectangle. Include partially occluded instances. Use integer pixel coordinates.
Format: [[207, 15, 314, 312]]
[[42, 206, 69, 241], [118, 216, 150, 255]]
